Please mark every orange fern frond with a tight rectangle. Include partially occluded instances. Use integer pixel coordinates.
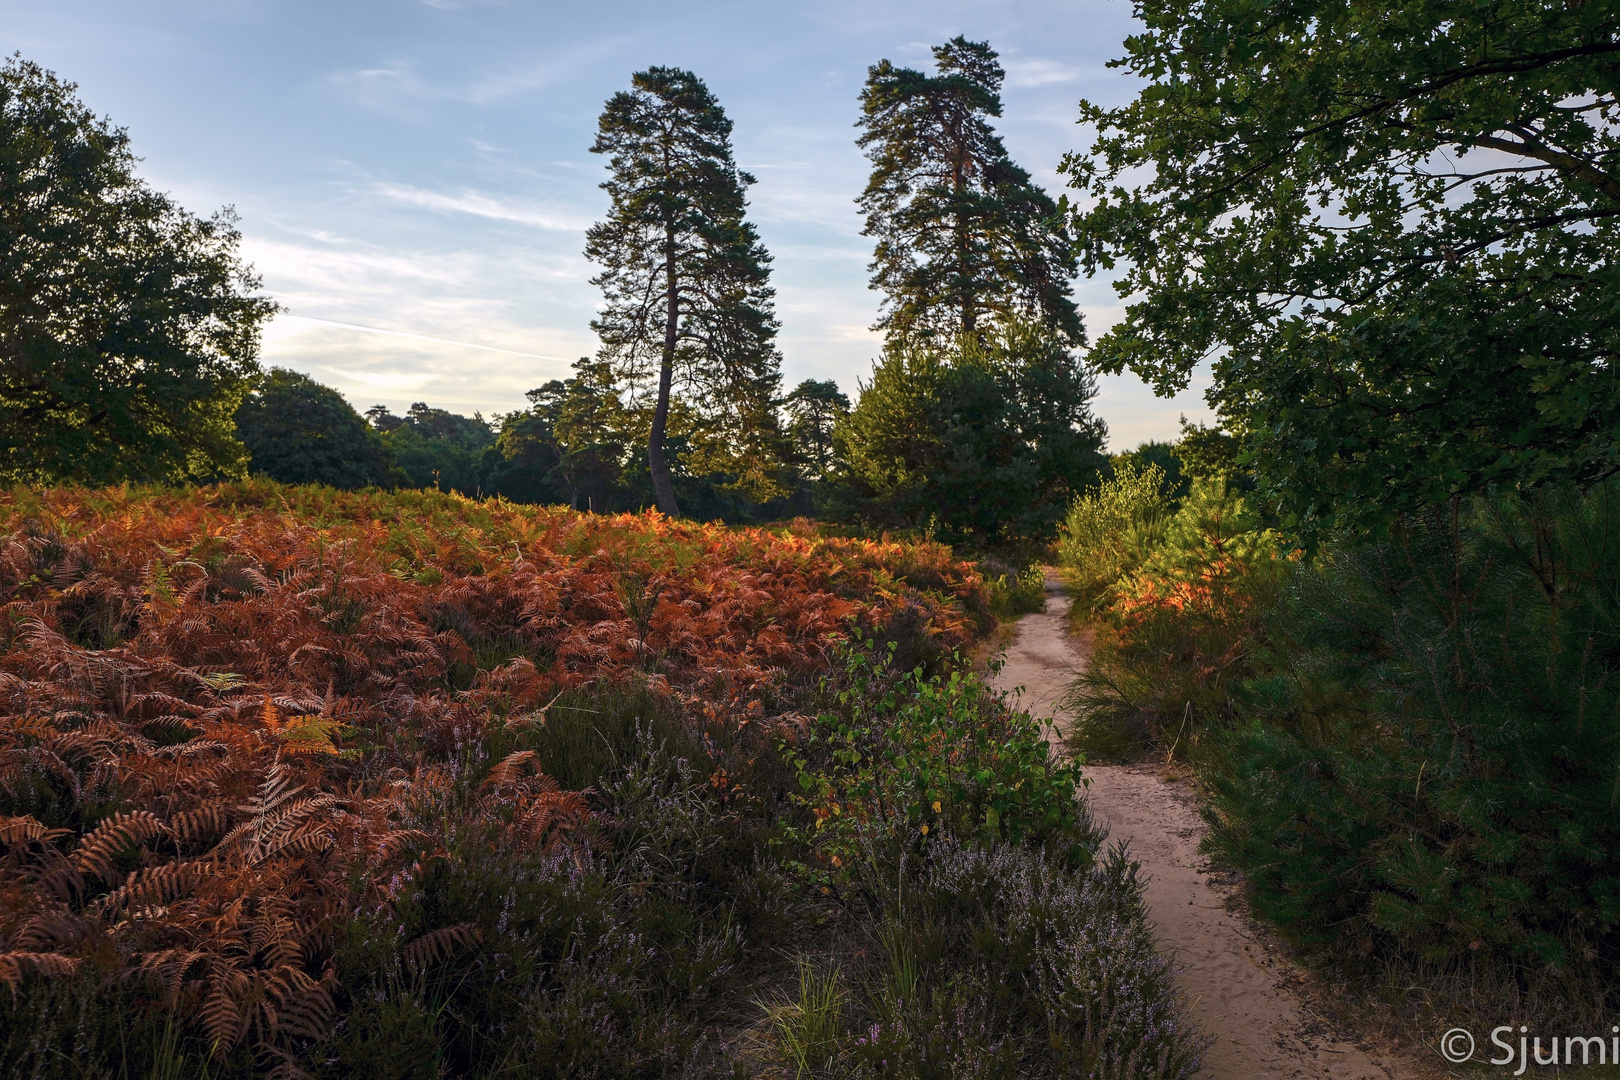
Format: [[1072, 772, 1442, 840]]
[[201, 968, 250, 1051], [366, 830, 435, 869], [402, 922, 482, 975], [7, 716, 59, 739], [480, 749, 538, 791], [171, 803, 234, 845], [11, 911, 97, 951], [69, 810, 170, 882], [259, 694, 281, 735], [126, 947, 209, 1005], [0, 950, 80, 989], [96, 861, 203, 916], [0, 814, 69, 848]]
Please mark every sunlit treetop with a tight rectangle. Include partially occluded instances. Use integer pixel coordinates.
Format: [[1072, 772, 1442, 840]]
[[858, 37, 1084, 345]]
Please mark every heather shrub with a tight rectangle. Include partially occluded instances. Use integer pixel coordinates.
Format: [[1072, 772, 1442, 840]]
[[755, 840, 1206, 1080], [0, 682, 802, 1080], [1205, 483, 1620, 1029], [0, 979, 260, 1079], [867, 840, 1207, 1080]]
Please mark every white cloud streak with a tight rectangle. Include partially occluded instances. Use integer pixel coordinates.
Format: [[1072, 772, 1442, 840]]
[[1004, 58, 1082, 88], [274, 314, 575, 361], [370, 182, 591, 231]]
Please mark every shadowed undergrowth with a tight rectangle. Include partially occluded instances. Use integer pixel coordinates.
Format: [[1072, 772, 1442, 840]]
[[0, 483, 1201, 1078]]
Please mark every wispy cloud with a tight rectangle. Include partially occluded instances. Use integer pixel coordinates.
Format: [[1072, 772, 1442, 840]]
[[371, 182, 591, 231], [1004, 58, 1082, 88], [277, 314, 574, 361], [244, 237, 479, 292], [324, 36, 636, 111]]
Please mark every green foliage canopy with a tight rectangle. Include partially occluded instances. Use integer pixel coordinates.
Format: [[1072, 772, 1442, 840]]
[[782, 379, 850, 485], [836, 320, 1106, 542], [1065, 1, 1620, 537], [235, 369, 395, 489], [495, 360, 631, 510], [0, 57, 275, 485], [858, 38, 1083, 344], [368, 402, 495, 496]]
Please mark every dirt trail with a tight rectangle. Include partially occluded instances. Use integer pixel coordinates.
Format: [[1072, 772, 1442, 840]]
[[990, 576, 1406, 1079]]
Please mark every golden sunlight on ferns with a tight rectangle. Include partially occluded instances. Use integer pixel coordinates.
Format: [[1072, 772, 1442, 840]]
[[0, 484, 984, 1071]]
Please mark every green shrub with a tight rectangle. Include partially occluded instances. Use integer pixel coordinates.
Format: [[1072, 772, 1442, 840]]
[[1060, 477, 1286, 759], [785, 641, 1094, 882], [983, 560, 1048, 619], [1205, 483, 1620, 1027], [1057, 459, 1173, 615]]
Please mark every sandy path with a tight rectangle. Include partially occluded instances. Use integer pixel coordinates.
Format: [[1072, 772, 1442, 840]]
[[990, 576, 1405, 1080]]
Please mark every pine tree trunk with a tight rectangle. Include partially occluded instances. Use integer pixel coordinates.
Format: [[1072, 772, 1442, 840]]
[[648, 232, 682, 518], [954, 160, 975, 339]]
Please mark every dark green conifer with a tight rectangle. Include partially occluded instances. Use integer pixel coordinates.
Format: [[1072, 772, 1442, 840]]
[[782, 379, 850, 484], [586, 68, 785, 518], [856, 38, 1082, 344]]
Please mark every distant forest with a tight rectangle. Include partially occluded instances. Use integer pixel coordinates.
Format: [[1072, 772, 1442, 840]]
[[234, 364, 851, 524]]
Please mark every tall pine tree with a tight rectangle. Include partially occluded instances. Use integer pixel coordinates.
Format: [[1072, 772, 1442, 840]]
[[856, 38, 1081, 344], [586, 67, 785, 518]]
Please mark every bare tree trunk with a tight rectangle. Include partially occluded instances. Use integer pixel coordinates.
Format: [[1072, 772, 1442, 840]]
[[649, 231, 682, 518]]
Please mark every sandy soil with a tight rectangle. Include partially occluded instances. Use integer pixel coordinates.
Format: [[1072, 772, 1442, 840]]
[[989, 576, 1409, 1079]]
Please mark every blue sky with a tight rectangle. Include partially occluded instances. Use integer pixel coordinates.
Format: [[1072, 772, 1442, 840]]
[[7, 0, 1212, 449]]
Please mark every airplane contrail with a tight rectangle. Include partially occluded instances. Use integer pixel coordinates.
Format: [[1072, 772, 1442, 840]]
[[277, 313, 575, 362]]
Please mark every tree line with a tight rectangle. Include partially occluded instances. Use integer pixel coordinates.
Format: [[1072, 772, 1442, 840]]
[[0, 42, 1104, 545], [8, 0, 1613, 548]]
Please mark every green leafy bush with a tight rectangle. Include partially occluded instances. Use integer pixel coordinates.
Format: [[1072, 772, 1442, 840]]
[[785, 641, 1092, 882], [1060, 476, 1286, 758], [983, 560, 1047, 619], [1057, 459, 1173, 615], [1205, 483, 1620, 1026]]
